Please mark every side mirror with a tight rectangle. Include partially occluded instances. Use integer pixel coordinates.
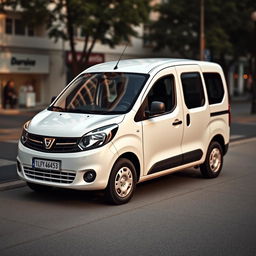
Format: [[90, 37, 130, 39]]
[[146, 101, 165, 117], [51, 96, 57, 103]]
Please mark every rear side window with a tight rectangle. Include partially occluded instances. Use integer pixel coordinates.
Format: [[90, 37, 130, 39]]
[[203, 73, 224, 104], [181, 72, 205, 109]]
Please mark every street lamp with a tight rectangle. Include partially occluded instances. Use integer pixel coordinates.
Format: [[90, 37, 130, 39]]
[[251, 11, 256, 114]]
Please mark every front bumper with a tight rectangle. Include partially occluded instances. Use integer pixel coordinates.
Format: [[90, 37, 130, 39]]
[[17, 141, 118, 190]]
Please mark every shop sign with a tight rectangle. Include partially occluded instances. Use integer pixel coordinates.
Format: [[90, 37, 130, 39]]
[[66, 52, 104, 66], [0, 53, 49, 74]]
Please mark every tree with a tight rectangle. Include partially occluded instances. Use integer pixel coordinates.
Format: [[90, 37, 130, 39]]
[[148, 0, 256, 71], [148, 0, 256, 113], [19, 0, 150, 76]]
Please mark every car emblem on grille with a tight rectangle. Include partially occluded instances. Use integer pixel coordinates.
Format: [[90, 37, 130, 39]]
[[44, 138, 55, 149]]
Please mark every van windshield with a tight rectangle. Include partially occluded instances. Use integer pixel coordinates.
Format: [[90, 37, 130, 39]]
[[48, 72, 149, 114]]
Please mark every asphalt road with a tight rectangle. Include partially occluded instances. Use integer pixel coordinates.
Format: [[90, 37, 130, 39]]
[[0, 139, 256, 256], [0, 110, 39, 183]]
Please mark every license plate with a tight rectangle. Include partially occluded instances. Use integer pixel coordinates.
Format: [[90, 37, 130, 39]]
[[32, 158, 61, 171]]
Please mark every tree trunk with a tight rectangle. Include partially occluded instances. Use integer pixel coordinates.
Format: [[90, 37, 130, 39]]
[[66, 0, 79, 76]]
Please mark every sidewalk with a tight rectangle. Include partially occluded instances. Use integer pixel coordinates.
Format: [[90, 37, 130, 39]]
[[0, 105, 46, 143], [230, 101, 256, 123], [0, 105, 46, 115]]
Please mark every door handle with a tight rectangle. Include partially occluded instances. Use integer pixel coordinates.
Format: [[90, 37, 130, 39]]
[[172, 119, 182, 126], [186, 113, 190, 126]]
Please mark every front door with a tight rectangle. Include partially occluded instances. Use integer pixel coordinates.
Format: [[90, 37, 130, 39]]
[[140, 68, 184, 175]]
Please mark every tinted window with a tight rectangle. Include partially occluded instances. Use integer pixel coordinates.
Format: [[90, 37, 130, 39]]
[[146, 75, 176, 114], [181, 72, 205, 109], [49, 72, 149, 114], [203, 73, 224, 104]]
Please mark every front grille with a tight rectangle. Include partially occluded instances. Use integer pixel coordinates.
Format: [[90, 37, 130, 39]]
[[24, 166, 76, 184], [25, 133, 81, 153]]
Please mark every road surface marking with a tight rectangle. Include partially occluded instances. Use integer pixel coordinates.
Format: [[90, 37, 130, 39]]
[[230, 136, 256, 146], [5, 140, 19, 144], [230, 134, 246, 140], [0, 180, 25, 191], [0, 159, 16, 167]]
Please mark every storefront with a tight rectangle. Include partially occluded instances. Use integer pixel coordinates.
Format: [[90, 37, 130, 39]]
[[0, 52, 49, 108]]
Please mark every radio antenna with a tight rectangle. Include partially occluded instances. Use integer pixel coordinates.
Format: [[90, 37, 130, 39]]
[[114, 44, 128, 70]]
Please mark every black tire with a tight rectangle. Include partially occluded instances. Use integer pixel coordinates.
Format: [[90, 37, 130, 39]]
[[200, 141, 223, 178], [105, 158, 137, 205], [27, 182, 52, 193]]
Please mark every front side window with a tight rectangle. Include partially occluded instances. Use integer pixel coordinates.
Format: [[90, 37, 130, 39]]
[[135, 75, 175, 121], [181, 72, 205, 109], [146, 75, 175, 113], [49, 72, 149, 114], [203, 73, 224, 104]]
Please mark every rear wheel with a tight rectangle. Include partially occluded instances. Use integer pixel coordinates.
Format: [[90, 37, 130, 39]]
[[105, 158, 137, 205], [27, 182, 52, 193], [200, 141, 223, 178]]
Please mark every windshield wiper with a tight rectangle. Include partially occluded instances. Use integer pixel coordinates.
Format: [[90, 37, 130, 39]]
[[49, 106, 67, 112], [69, 109, 113, 115]]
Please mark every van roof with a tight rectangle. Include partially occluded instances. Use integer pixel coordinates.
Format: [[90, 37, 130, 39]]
[[84, 58, 220, 74]]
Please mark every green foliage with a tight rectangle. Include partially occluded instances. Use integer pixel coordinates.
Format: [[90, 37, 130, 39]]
[[148, 0, 256, 61], [0, 0, 17, 11], [17, 0, 150, 75]]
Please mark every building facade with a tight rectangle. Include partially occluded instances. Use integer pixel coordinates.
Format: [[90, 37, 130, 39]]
[[0, 6, 163, 108]]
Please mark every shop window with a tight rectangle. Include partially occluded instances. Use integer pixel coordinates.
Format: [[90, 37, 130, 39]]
[[5, 17, 35, 37], [181, 72, 205, 109], [203, 73, 224, 104], [15, 19, 26, 35], [5, 18, 13, 34]]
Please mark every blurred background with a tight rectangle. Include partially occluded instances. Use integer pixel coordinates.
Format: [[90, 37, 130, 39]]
[[0, 0, 256, 112]]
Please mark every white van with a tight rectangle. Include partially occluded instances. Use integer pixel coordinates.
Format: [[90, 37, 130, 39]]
[[17, 59, 230, 204]]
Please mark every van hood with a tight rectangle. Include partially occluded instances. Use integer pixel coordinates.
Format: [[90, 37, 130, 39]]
[[28, 109, 125, 137]]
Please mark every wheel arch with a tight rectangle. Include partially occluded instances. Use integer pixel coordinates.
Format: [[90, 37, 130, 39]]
[[116, 152, 141, 182], [210, 134, 226, 154]]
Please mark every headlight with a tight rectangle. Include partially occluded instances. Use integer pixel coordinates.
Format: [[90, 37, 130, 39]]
[[78, 124, 118, 151], [20, 120, 31, 144]]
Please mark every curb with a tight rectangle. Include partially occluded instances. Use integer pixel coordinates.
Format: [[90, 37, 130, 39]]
[[230, 136, 256, 147], [0, 180, 26, 191], [0, 106, 46, 115]]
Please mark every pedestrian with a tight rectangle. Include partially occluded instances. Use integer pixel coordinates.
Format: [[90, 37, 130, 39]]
[[3, 80, 18, 109]]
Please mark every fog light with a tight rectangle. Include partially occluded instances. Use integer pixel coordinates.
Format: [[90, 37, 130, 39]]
[[17, 161, 22, 173], [83, 170, 96, 183]]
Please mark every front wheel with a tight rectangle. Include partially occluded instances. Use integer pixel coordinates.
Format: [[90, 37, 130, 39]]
[[200, 141, 223, 178], [105, 158, 137, 205]]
